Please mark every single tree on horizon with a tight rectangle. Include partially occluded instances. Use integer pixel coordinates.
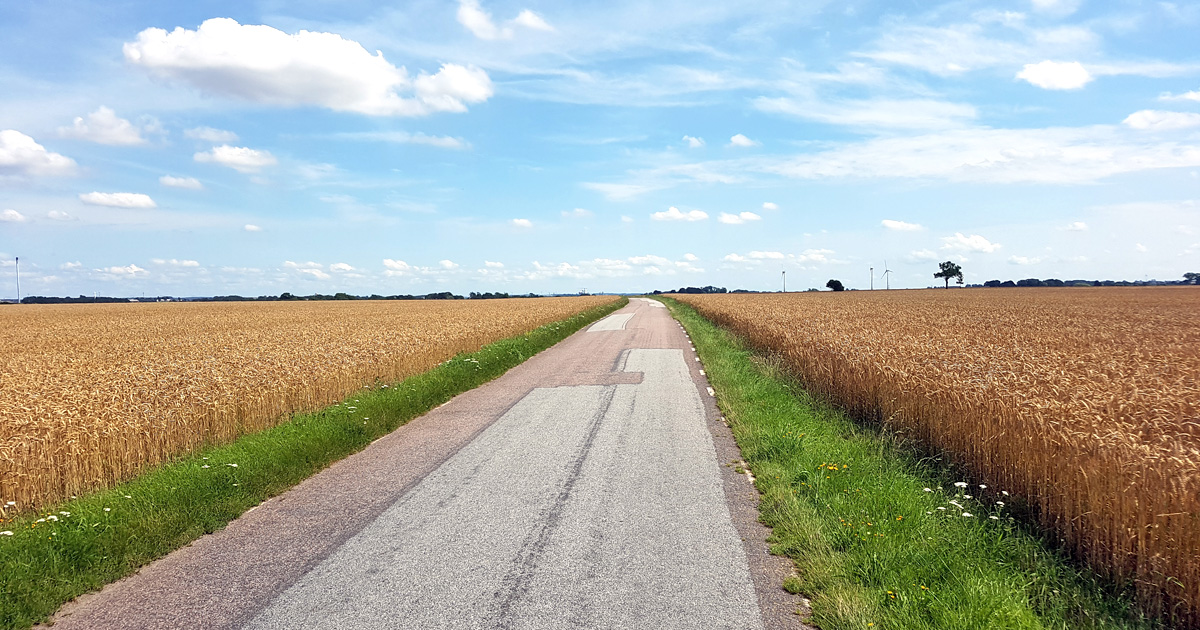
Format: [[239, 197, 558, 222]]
[[826, 279, 845, 292], [934, 261, 964, 288]]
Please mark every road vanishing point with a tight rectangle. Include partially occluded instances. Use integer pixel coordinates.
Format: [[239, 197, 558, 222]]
[[49, 298, 805, 629]]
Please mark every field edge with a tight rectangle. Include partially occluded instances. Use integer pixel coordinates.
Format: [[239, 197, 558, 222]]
[[656, 295, 1159, 630], [0, 296, 626, 630]]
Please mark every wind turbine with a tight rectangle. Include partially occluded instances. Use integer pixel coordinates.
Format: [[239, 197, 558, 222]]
[[880, 260, 893, 290]]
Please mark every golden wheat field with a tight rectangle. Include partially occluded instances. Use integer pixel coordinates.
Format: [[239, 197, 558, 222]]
[[676, 287, 1200, 625], [0, 297, 615, 512]]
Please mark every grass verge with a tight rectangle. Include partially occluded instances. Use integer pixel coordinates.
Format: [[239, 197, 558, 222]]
[[659, 296, 1158, 630], [0, 297, 626, 630]]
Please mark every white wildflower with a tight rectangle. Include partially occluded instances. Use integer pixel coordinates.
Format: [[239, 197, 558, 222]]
[[954, 482, 968, 488], [227, 463, 238, 467], [0, 531, 12, 536], [979, 484, 987, 489], [996, 501, 1005, 507], [103, 508, 111, 512], [990, 515, 1000, 520], [923, 488, 933, 492], [962, 512, 973, 517]]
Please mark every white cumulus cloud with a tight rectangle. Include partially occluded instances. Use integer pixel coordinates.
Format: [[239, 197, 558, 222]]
[[152, 258, 200, 267], [0, 130, 77, 176], [102, 264, 149, 276], [718, 211, 761, 224], [682, 135, 705, 148], [511, 218, 533, 228], [79, 192, 157, 208], [683, 253, 699, 261], [562, 208, 592, 218], [762, 202, 778, 211], [1, 209, 27, 222], [723, 253, 747, 262], [1016, 61, 1092, 90], [244, 224, 262, 232], [298, 268, 331, 280], [457, 0, 553, 40], [882, 219, 925, 231], [330, 262, 355, 272], [124, 18, 493, 117], [651, 206, 708, 221], [383, 259, 412, 276], [728, 133, 759, 148], [1064, 221, 1088, 231], [942, 232, 1001, 253], [1008, 255, 1042, 265], [59, 107, 149, 146], [48, 210, 74, 221], [194, 145, 277, 173], [512, 9, 553, 31], [184, 127, 239, 143], [439, 259, 459, 270], [160, 175, 203, 189], [484, 260, 504, 268], [1122, 110, 1200, 131]]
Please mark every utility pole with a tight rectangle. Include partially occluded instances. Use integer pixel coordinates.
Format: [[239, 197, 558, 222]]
[[781, 270, 786, 293], [870, 267, 873, 290], [14, 256, 19, 304]]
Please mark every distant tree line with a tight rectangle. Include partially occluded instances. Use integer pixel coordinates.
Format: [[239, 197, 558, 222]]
[[19, 295, 146, 304], [980, 272, 1199, 288], [19, 291, 545, 304], [651, 286, 753, 294]]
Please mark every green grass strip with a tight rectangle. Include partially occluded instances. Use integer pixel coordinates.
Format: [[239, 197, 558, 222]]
[[658, 296, 1158, 630], [0, 297, 626, 630]]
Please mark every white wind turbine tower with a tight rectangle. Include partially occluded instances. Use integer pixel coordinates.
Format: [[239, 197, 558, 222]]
[[880, 260, 893, 290]]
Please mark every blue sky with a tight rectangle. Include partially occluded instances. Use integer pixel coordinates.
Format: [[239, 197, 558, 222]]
[[1, 0, 1198, 296]]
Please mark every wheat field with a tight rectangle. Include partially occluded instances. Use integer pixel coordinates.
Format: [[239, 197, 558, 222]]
[[676, 287, 1199, 626], [0, 297, 615, 512]]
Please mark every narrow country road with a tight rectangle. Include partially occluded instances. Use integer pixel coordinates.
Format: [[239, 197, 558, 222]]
[[48, 298, 805, 629]]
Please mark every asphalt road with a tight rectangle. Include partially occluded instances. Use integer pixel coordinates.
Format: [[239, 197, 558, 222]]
[[49, 298, 807, 629]]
